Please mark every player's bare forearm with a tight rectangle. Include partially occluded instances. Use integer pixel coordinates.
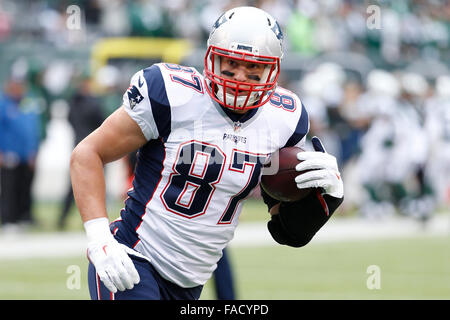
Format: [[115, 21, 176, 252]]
[[71, 111, 144, 294], [70, 142, 109, 223], [70, 106, 148, 223]]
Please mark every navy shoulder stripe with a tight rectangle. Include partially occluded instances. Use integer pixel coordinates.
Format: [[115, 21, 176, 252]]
[[284, 102, 309, 148], [143, 65, 171, 140]]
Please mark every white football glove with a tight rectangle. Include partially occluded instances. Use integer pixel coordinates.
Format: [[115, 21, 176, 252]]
[[84, 217, 140, 293], [294, 136, 344, 199]]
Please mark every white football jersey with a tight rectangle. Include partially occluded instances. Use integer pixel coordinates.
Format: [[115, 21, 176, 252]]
[[119, 63, 309, 288]]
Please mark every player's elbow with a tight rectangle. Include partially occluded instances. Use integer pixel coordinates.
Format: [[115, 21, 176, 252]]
[[279, 232, 315, 248], [286, 234, 314, 248], [70, 142, 86, 167], [70, 141, 102, 174], [70, 144, 85, 176], [267, 218, 315, 248]]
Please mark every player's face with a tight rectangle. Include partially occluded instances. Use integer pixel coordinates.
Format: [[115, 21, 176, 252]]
[[218, 57, 266, 114], [6, 79, 25, 101], [219, 57, 265, 94]]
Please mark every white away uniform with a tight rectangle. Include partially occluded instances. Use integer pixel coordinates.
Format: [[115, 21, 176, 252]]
[[116, 63, 309, 288]]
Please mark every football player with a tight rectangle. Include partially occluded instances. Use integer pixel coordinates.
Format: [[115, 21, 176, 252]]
[[424, 75, 450, 208], [71, 6, 344, 300]]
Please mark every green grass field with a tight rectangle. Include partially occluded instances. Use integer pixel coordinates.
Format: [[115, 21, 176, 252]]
[[0, 200, 448, 300], [0, 235, 448, 300]]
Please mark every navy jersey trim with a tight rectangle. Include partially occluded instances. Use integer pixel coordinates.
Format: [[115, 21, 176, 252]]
[[143, 65, 171, 141], [220, 104, 259, 123], [118, 139, 166, 247], [284, 102, 309, 148]]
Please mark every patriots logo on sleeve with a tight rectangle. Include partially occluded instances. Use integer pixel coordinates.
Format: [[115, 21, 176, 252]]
[[127, 85, 144, 109]]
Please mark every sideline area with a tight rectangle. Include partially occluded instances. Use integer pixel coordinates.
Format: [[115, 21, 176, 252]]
[[0, 213, 449, 259]]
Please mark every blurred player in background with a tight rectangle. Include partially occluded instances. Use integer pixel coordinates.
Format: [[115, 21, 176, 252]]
[[58, 74, 105, 230], [70, 6, 344, 300], [423, 75, 450, 208], [355, 70, 438, 222], [0, 69, 41, 232], [396, 72, 435, 222]]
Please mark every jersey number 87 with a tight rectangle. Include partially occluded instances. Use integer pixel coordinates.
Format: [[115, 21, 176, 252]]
[[160, 140, 265, 224]]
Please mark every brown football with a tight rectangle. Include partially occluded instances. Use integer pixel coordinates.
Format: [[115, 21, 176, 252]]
[[260, 146, 315, 202]]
